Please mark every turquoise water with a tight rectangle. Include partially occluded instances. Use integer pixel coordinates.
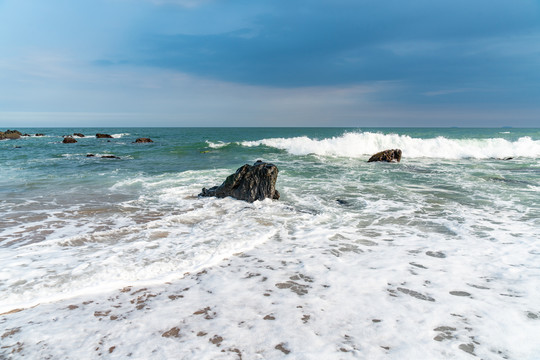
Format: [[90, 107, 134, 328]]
[[2, 126, 539, 190], [1, 127, 540, 359]]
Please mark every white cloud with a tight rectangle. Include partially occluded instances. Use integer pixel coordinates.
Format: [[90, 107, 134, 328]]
[[422, 88, 473, 97]]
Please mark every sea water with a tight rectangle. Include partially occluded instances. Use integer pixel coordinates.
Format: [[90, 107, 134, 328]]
[[1, 128, 539, 359]]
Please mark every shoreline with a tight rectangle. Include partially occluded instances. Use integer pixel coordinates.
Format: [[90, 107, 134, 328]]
[[3, 213, 539, 359], [2, 127, 539, 359]]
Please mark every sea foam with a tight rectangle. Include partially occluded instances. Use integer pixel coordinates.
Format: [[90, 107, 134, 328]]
[[206, 140, 230, 149], [111, 133, 130, 138], [241, 132, 540, 159]]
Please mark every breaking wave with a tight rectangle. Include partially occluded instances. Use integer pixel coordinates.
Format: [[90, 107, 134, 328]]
[[206, 140, 231, 149], [240, 132, 540, 159]]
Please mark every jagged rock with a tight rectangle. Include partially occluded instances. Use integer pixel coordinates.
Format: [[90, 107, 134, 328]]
[[96, 133, 113, 138], [200, 160, 280, 203], [62, 137, 77, 143], [134, 138, 153, 143], [368, 149, 402, 163], [74, 133, 85, 137], [0, 130, 22, 140]]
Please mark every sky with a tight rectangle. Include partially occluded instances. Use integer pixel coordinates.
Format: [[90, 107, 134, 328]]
[[0, 0, 539, 127]]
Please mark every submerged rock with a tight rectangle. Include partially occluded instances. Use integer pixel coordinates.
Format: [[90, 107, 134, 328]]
[[134, 138, 153, 143], [62, 137, 77, 143], [0, 130, 22, 140], [73, 133, 85, 137], [368, 149, 402, 163], [101, 155, 120, 159], [200, 160, 280, 203], [96, 133, 113, 138]]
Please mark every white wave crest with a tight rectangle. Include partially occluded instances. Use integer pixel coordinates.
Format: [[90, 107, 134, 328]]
[[206, 140, 230, 149], [111, 133, 130, 138], [240, 132, 540, 159]]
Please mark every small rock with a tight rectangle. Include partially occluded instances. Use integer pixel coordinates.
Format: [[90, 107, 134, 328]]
[[162, 327, 181, 338], [86, 154, 95, 157], [0, 130, 22, 140], [101, 155, 120, 159], [134, 138, 153, 143], [368, 149, 402, 163], [63, 137, 77, 143], [73, 133, 85, 137], [35, 133, 45, 137], [209, 335, 223, 346], [96, 133, 113, 138], [275, 343, 290, 355]]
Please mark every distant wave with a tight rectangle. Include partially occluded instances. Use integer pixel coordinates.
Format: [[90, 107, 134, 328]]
[[111, 133, 130, 138], [240, 132, 540, 159], [206, 140, 231, 149]]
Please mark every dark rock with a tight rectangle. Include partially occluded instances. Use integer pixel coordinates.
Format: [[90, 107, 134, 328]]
[[62, 137, 77, 143], [86, 154, 95, 157], [22, 134, 30, 137], [35, 133, 45, 137], [96, 133, 113, 138], [336, 199, 350, 205], [134, 138, 153, 143], [73, 133, 85, 137], [0, 130, 22, 140], [200, 160, 280, 203], [368, 149, 402, 163], [101, 155, 120, 159]]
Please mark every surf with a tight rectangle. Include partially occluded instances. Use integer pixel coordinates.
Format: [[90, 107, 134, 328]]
[[240, 132, 540, 159]]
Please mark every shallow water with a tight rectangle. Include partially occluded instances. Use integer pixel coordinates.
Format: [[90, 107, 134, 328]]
[[1, 128, 539, 359]]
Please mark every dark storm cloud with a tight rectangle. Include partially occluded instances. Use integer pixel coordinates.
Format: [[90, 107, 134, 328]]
[[123, 0, 540, 94]]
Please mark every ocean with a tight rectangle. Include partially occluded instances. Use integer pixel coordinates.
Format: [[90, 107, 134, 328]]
[[1, 127, 539, 359]]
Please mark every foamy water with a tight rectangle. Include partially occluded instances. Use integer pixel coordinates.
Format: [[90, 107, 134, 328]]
[[241, 132, 540, 159], [1, 128, 539, 359]]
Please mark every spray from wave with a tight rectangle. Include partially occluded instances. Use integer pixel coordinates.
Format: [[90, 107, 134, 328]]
[[240, 132, 540, 159], [111, 133, 130, 138], [206, 140, 231, 149]]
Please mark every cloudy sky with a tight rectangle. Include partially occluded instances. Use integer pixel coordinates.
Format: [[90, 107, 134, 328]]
[[1, 0, 539, 127]]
